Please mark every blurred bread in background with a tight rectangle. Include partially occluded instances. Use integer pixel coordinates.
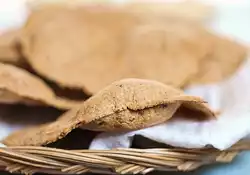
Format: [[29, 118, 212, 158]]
[[0, 0, 247, 107], [190, 35, 247, 85], [26, 0, 214, 22]]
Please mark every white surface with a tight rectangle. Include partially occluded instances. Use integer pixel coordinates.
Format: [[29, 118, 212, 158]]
[[0, 143, 6, 147], [0, 0, 28, 33], [204, 1, 250, 45], [0, 122, 23, 145]]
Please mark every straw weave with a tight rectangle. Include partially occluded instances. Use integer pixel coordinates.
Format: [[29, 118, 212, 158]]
[[0, 140, 250, 175]]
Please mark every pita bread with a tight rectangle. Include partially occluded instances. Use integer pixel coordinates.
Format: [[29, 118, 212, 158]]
[[122, 21, 212, 87], [3, 78, 215, 146], [0, 29, 25, 66], [190, 36, 247, 85], [0, 63, 81, 109], [21, 7, 214, 93], [21, 7, 140, 94]]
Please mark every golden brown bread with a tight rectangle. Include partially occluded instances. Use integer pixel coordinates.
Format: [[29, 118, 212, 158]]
[[3, 79, 215, 146], [0, 63, 81, 109], [20, 6, 213, 93], [21, 6, 141, 94], [19, 5, 246, 93]]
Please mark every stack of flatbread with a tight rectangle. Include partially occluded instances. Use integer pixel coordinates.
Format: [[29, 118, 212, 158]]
[[0, 2, 247, 147]]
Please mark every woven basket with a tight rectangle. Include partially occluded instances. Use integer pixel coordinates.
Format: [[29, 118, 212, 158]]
[[0, 140, 250, 175]]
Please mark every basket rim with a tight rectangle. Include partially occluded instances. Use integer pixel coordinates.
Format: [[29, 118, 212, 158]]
[[0, 139, 250, 174]]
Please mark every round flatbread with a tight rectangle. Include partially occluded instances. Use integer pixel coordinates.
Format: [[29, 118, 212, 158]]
[[3, 78, 215, 146]]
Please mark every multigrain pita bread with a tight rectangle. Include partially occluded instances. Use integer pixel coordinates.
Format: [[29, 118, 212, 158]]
[[122, 21, 212, 87], [3, 79, 215, 146], [0, 63, 81, 109], [21, 7, 140, 94], [0, 29, 25, 66], [190, 36, 247, 85]]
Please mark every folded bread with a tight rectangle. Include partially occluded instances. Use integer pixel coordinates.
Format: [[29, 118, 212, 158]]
[[0, 63, 81, 109], [3, 79, 215, 146]]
